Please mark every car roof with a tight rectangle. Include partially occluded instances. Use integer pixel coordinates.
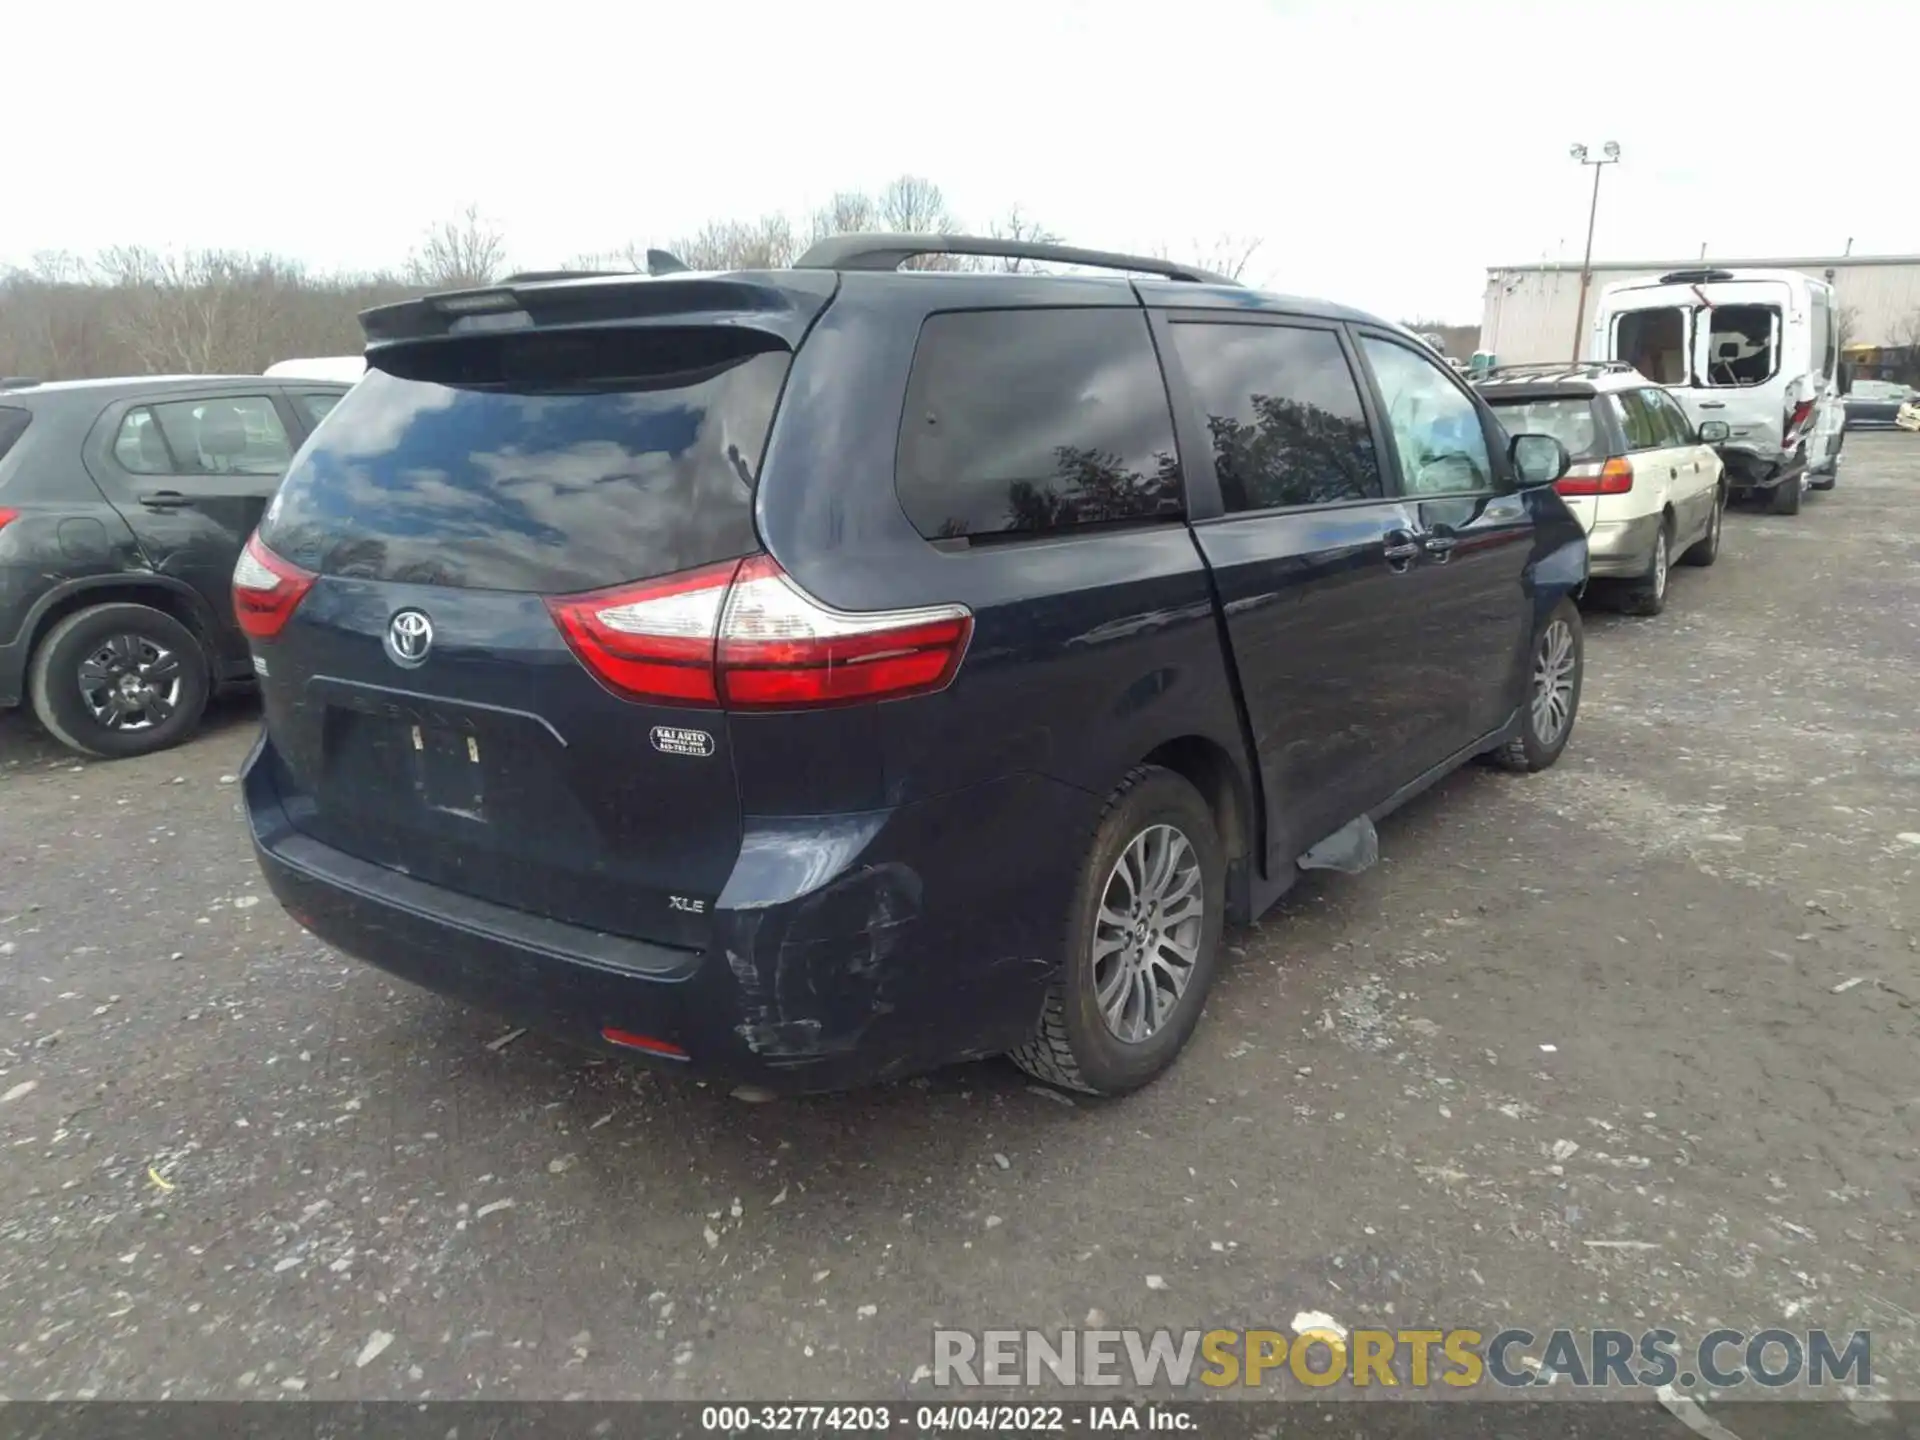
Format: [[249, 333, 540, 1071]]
[[2, 374, 348, 411]]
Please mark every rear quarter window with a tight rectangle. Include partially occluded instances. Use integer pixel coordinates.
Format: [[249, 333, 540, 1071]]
[[0, 406, 29, 464], [895, 308, 1183, 540], [259, 330, 790, 593], [1486, 396, 1606, 462]]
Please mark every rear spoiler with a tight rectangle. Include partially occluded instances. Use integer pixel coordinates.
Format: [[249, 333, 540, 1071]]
[[359, 269, 838, 352]]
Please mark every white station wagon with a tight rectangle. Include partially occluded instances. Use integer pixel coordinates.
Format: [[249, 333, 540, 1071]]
[[1476, 362, 1729, 616]]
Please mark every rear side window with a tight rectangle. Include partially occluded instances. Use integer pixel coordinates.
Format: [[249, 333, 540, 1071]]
[[0, 406, 29, 463], [896, 309, 1182, 540], [260, 331, 789, 593], [115, 396, 293, 476], [1702, 305, 1780, 387], [1615, 308, 1690, 386], [1167, 323, 1381, 512], [1486, 397, 1604, 462], [1610, 391, 1661, 451], [296, 392, 343, 426]]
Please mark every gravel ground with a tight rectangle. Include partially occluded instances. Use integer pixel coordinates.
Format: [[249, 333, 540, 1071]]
[[1, 435, 1915, 1412]]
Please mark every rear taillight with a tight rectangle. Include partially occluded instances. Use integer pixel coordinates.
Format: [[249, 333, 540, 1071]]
[[545, 555, 974, 711], [0, 508, 18, 533], [1785, 399, 1815, 441], [232, 532, 317, 641], [1556, 457, 1634, 497]]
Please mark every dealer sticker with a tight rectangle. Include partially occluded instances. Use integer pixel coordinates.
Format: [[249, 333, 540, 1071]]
[[650, 726, 715, 758]]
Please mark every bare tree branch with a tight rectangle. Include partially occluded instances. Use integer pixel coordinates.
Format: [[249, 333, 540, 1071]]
[[405, 204, 508, 290]]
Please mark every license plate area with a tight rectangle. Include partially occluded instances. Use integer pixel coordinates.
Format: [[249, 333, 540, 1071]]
[[407, 722, 486, 820]]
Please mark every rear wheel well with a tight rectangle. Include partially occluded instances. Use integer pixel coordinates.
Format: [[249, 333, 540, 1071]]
[[30, 585, 217, 670], [1140, 736, 1252, 864]]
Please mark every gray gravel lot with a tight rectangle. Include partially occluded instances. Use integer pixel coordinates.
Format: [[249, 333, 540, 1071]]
[[2, 435, 1916, 1409]]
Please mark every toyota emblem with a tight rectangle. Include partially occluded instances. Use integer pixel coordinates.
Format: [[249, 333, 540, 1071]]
[[385, 609, 434, 667]]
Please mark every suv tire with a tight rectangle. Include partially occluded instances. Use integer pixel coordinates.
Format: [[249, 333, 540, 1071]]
[[1770, 474, 1803, 515], [1620, 522, 1671, 616], [28, 603, 210, 760], [1010, 766, 1226, 1096], [1680, 489, 1722, 567], [1490, 598, 1583, 774]]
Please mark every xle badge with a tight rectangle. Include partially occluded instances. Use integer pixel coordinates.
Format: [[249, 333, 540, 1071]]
[[650, 726, 715, 758]]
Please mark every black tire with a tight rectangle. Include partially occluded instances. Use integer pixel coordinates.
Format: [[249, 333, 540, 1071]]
[[27, 603, 210, 760], [1009, 766, 1226, 1097], [1770, 475, 1803, 515], [1680, 488, 1723, 567], [1619, 521, 1671, 615], [1490, 598, 1583, 774]]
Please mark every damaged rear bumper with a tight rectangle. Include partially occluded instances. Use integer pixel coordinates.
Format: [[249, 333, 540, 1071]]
[[243, 739, 1080, 1093], [1718, 444, 1802, 493]]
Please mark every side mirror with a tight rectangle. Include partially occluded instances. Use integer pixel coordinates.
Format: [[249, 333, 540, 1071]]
[[1697, 420, 1730, 444], [1509, 433, 1570, 489]]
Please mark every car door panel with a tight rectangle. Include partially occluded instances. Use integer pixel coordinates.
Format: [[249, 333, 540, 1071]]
[[1353, 331, 1534, 773], [84, 390, 297, 677], [1154, 313, 1427, 867]]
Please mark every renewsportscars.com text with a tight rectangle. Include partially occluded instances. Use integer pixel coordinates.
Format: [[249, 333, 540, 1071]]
[[932, 1327, 1872, 1390]]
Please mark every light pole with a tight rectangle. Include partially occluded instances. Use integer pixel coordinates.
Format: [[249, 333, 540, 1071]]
[[1569, 141, 1621, 363]]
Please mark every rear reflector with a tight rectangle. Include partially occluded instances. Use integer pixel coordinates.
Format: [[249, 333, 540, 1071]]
[[546, 555, 973, 711], [233, 532, 317, 640], [1556, 457, 1634, 497], [601, 1027, 688, 1059]]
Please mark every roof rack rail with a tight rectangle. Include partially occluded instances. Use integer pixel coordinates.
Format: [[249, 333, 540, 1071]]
[[792, 233, 1240, 286], [1478, 360, 1637, 381]]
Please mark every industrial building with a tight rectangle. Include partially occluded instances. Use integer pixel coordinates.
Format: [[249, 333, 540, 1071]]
[[1479, 253, 1920, 377]]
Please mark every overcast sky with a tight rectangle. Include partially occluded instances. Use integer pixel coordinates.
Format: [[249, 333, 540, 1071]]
[[8, 0, 1907, 323]]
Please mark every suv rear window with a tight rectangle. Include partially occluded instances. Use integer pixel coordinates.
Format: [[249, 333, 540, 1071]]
[[1486, 396, 1604, 462], [0, 406, 28, 464], [896, 309, 1182, 540], [259, 330, 790, 593]]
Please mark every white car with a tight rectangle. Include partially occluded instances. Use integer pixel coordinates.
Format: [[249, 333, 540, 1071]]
[[1477, 363, 1728, 616]]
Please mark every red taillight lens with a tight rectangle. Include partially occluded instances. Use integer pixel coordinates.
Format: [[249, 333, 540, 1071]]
[[0, 508, 19, 532], [717, 556, 973, 710], [1556, 457, 1634, 497], [545, 554, 974, 711], [232, 532, 316, 640], [545, 559, 741, 707], [1785, 400, 1815, 439]]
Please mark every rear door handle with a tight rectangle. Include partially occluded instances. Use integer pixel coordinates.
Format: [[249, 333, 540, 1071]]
[[1420, 528, 1458, 561], [139, 490, 194, 510], [1383, 530, 1422, 570]]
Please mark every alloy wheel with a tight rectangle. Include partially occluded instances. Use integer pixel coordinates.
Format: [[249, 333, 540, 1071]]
[[1091, 824, 1204, 1044], [77, 634, 183, 732], [1530, 619, 1577, 746]]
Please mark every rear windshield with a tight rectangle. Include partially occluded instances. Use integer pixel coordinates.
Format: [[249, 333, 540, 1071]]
[[0, 406, 30, 464], [259, 330, 789, 593], [1486, 396, 1604, 461]]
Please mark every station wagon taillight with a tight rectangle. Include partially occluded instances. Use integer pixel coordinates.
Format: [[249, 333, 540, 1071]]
[[232, 533, 318, 640], [545, 555, 974, 711], [1556, 457, 1634, 497]]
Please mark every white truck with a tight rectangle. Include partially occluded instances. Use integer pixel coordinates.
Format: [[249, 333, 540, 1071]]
[[1590, 268, 1841, 514]]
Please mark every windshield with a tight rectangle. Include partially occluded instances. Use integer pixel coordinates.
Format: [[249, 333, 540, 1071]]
[[1486, 396, 1604, 461]]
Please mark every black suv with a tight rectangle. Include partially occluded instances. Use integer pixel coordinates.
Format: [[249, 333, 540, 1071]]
[[239, 235, 1588, 1096], [0, 375, 348, 757]]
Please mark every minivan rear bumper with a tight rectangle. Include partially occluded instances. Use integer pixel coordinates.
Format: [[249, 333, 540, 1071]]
[[243, 737, 1076, 1093]]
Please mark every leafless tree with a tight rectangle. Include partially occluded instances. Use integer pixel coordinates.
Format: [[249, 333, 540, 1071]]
[[1834, 303, 1862, 352], [807, 191, 880, 245], [405, 204, 508, 290], [875, 175, 962, 269], [977, 205, 1062, 272], [666, 214, 797, 272], [1153, 235, 1261, 282]]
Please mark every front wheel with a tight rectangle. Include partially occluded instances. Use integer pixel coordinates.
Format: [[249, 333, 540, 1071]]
[[27, 603, 210, 759], [1010, 767, 1226, 1096], [1491, 599, 1583, 774]]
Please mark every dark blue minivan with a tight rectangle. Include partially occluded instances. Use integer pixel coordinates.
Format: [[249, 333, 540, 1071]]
[[237, 235, 1587, 1095]]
